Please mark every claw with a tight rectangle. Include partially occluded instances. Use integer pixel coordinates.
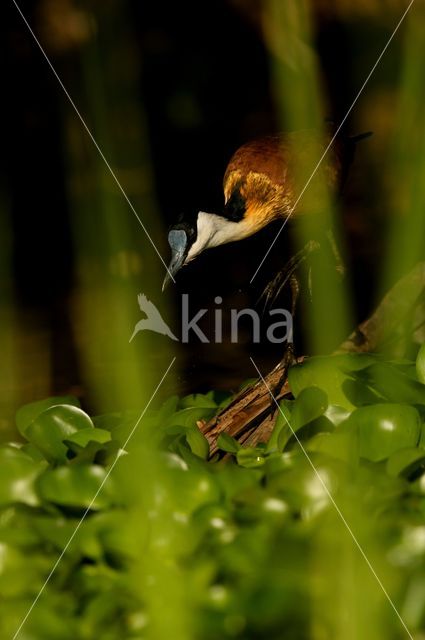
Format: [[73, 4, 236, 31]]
[[259, 240, 320, 311]]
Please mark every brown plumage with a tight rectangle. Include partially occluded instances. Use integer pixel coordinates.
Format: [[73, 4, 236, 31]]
[[162, 129, 370, 290], [222, 130, 350, 235]]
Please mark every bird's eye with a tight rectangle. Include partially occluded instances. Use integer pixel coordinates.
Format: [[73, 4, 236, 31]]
[[224, 186, 246, 222]]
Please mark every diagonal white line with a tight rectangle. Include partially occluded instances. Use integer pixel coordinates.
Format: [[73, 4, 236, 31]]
[[250, 357, 413, 640], [250, 0, 416, 284], [11, 0, 175, 284], [12, 357, 176, 640]]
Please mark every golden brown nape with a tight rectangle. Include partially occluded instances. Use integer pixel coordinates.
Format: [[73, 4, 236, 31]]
[[220, 129, 367, 306], [162, 129, 371, 291], [222, 130, 347, 234]]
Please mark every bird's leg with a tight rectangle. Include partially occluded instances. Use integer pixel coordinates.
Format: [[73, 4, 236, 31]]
[[268, 273, 300, 400], [270, 340, 296, 405], [260, 239, 325, 402], [289, 272, 300, 321], [259, 239, 320, 311], [261, 243, 318, 400]]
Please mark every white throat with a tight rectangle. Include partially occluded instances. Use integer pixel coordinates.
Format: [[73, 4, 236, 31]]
[[186, 211, 250, 262]]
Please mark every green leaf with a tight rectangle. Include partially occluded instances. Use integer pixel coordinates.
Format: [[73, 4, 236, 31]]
[[64, 427, 111, 448], [180, 393, 217, 409], [217, 433, 241, 454], [92, 412, 123, 432], [386, 448, 425, 479], [36, 465, 115, 509], [307, 431, 358, 465], [31, 515, 84, 551], [64, 432, 121, 467], [25, 405, 94, 464], [65, 440, 99, 461], [65, 438, 123, 466], [185, 425, 210, 459], [33, 514, 107, 559], [168, 466, 221, 513], [270, 394, 330, 452], [165, 424, 210, 459], [358, 362, 425, 405], [288, 354, 376, 410], [263, 400, 293, 453], [94, 440, 125, 466], [0, 507, 41, 547], [157, 395, 180, 419], [16, 395, 80, 436], [236, 448, 266, 468], [0, 545, 53, 598], [267, 456, 340, 516], [265, 451, 300, 477], [344, 404, 421, 462], [20, 443, 46, 462], [291, 386, 328, 431], [341, 378, 384, 406], [324, 405, 351, 427], [0, 446, 46, 506], [165, 406, 216, 429]]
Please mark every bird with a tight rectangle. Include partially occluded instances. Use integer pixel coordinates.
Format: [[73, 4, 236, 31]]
[[129, 293, 178, 342], [162, 128, 371, 301]]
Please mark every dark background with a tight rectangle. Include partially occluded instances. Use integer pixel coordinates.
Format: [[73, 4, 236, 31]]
[[0, 0, 401, 422]]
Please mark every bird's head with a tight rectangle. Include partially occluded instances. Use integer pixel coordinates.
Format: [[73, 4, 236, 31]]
[[162, 129, 370, 290], [162, 169, 287, 290]]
